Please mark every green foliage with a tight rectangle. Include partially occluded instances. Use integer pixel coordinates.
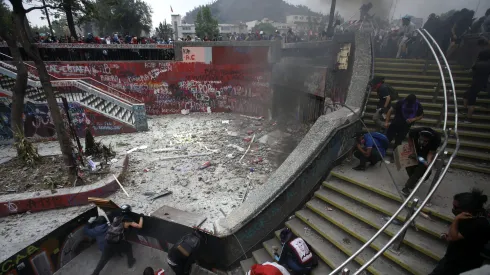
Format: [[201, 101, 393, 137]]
[[194, 6, 219, 39], [31, 25, 52, 35], [184, 0, 322, 24], [0, 1, 14, 39], [155, 21, 173, 40], [14, 131, 40, 167], [94, 0, 153, 36], [252, 23, 276, 34], [51, 17, 69, 36]]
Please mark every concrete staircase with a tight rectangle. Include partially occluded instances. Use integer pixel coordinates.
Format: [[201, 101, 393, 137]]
[[239, 167, 450, 275], [0, 62, 148, 132], [365, 57, 490, 174]]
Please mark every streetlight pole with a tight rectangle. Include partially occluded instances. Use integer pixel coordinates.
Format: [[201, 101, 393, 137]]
[[326, 0, 337, 36]]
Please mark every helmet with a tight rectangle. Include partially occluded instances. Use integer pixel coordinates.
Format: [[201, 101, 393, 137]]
[[402, 15, 411, 20], [121, 204, 132, 213]]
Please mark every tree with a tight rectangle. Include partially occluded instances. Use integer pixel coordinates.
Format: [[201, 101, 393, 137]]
[[252, 22, 276, 35], [94, 0, 152, 36], [51, 17, 70, 36], [155, 20, 173, 41], [8, 0, 77, 181], [326, 0, 337, 36], [0, 2, 28, 151], [194, 5, 219, 39]]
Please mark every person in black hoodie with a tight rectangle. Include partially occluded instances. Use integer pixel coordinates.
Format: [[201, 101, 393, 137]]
[[430, 189, 490, 275], [463, 50, 490, 123], [167, 230, 205, 275]]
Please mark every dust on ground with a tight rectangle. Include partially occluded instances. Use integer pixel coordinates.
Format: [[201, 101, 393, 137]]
[[0, 112, 310, 261], [0, 155, 109, 194]]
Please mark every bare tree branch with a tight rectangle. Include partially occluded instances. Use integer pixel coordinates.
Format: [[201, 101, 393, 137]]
[[25, 4, 62, 13]]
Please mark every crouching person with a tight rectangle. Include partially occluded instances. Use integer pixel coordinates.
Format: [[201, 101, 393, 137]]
[[274, 228, 318, 274], [352, 131, 389, 171], [401, 127, 441, 197], [167, 230, 205, 275]]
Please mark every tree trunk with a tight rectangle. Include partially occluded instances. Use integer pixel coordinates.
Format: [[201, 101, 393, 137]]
[[42, 0, 54, 37], [64, 0, 78, 40], [326, 0, 337, 36], [5, 39, 27, 139], [10, 0, 77, 180]]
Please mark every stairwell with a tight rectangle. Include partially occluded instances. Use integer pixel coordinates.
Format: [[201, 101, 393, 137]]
[[0, 61, 148, 133], [366, 58, 490, 174]]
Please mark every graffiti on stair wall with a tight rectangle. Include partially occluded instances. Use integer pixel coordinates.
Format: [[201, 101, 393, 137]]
[[41, 61, 272, 117], [0, 92, 135, 141], [0, 208, 97, 275]]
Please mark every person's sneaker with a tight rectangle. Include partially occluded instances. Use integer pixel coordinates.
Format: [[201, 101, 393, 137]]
[[128, 258, 136, 268], [352, 165, 365, 171], [401, 187, 411, 197]]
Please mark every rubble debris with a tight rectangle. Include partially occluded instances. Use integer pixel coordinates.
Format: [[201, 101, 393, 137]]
[[160, 152, 213, 161], [240, 114, 264, 120], [239, 134, 256, 163], [227, 144, 245, 152], [152, 148, 182, 153], [113, 174, 130, 197], [126, 145, 148, 154], [181, 109, 190, 115], [199, 161, 211, 170], [221, 120, 230, 124], [150, 190, 173, 202]]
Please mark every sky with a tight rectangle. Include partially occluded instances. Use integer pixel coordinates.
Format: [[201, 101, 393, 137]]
[[24, 0, 490, 30]]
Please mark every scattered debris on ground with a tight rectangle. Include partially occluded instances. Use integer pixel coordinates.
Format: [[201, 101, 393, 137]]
[[0, 155, 110, 193]]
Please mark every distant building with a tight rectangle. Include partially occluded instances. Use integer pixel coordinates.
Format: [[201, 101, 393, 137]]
[[245, 18, 294, 34], [170, 14, 247, 39]]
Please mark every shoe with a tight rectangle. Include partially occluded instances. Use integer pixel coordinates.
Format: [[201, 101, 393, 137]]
[[352, 165, 365, 171], [369, 161, 378, 166], [401, 188, 411, 197], [128, 258, 136, 268]]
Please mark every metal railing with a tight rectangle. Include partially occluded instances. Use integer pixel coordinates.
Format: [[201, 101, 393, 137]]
[[330, 28, 460, 275], [0, 52, 142, 105]]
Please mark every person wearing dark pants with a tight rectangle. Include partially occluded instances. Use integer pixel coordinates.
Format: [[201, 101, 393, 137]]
[[352, 132, 389, 171], [369, 76, 393, 131], [167, 231, 205, 275], [401, 127, 441, 196], [463, 49, 490, 123], [91, 204, 143, 275], [385, 94, 424, 158]]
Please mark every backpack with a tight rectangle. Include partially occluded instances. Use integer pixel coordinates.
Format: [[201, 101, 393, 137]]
[[386, 84, 399, 101], [105, 216, 125, 243], [172, 233, 201, 258]]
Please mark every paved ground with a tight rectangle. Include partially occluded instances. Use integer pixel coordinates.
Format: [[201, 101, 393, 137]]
[[54, 243, 174, 275], [0, 113, 308, 262], [336, 157, 490, 219]]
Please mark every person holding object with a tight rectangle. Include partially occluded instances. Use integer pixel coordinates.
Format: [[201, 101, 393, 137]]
[[430, 189, 490, 275], [91, 204, 143, 275], [385, 94, 424, 157], [352, 131, 389, 171], [400, 127, 441, 197], [370, 77, 396, 131]]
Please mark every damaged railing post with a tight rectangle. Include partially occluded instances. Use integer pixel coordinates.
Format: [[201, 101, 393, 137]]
[[341, 268, 350, 275], [392, 198, 419, 252]]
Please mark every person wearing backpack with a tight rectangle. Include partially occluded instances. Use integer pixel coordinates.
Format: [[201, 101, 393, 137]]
[[384, 94, 424, 159], [91, 204, 143, 275], [352, 131, 389, 171], [167, 230, 205, 275], [274, 228, 318, 274], [370, 77, 397, 131]]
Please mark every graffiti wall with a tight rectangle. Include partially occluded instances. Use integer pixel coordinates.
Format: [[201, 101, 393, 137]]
[[0, 92, 135, 141], [39, 61, 272, 117], [0, 208, 97, 275]]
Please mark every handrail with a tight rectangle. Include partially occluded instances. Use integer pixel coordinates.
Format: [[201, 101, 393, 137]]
[[0, 52, 142, 104], [354, 29, 459, 274], [329, 28, 453, 275]]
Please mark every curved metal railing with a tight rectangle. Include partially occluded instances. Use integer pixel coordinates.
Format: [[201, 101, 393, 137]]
[[330, 28, 460, 275]]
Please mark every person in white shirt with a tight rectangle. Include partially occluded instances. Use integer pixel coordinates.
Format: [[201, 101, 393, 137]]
[[397, 15, 416, 58]]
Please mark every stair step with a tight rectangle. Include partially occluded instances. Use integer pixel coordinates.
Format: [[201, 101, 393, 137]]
[[375, 62, 464, 69], [285, 218, 361, 273], [368, 93, 490, 105], [81, 94, 95, 103], [375, 58, 459, 65], [305, 198, 438, 274], [375, 73, 472, 82], [239, 258, 256, 274], [446, 148, 490, 162], [295, 209, 411, 275], [375, 67, 469, 75], [449, 161, 490, 174], [252, 248, 273, 264], [322, 179, 448, 238], [364, 107, 490, 121], [385, 79, 470, 88], [313, 190, 445, 262]]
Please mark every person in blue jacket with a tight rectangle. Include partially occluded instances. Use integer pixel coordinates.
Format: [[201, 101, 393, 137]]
[[84, 216, 109, 252], [352, 131, 389, 171]]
